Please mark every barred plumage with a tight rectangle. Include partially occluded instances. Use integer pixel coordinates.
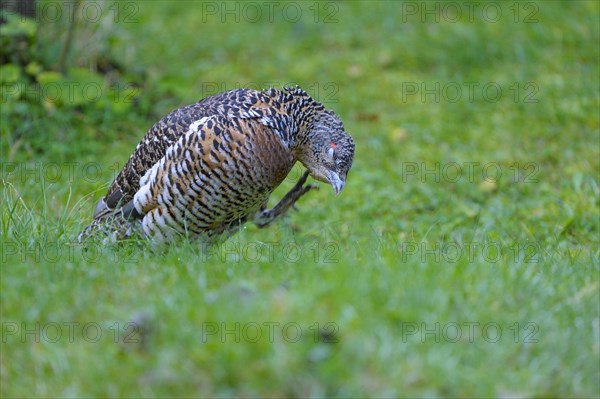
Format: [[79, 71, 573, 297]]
[[79, 86, 355, 242]]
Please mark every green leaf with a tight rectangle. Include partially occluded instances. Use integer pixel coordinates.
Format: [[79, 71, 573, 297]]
[[36, 71, 64, 86], [0, 13, 37, 37], [0, 64, 22, 84], [25, 62, 43, 77]]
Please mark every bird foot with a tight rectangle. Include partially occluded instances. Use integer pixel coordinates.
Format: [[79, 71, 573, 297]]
[[254, 171, 318, 228]]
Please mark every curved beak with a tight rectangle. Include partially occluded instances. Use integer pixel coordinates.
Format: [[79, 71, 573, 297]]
[[328, 171, 345, 196]]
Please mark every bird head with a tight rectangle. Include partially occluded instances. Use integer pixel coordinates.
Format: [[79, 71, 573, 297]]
[[297, 110, 355, 195]]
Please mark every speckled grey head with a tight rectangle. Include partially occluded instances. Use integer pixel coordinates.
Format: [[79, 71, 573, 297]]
[[301, 109, 355, 195]]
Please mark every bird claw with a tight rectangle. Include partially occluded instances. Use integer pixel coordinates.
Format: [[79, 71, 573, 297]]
[[290, 182, 319, 212], [294, 170, 310, 188], [254, 171, 318, 227]]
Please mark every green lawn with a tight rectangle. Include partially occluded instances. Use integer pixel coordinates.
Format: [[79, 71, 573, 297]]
[[1, 1, 599, 397]]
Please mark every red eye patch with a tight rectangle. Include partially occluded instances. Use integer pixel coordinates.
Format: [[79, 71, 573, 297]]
[[330, 142, 337, 149]]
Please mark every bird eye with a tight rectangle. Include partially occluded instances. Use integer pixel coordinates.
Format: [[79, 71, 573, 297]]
[[327, 146, 336, 161], [327, 142, 338, 162]]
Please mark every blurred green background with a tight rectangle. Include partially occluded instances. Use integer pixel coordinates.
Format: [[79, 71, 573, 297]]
[[1, 0, 599, 397]]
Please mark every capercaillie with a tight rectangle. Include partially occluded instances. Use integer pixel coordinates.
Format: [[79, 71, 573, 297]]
[[79, 86, 355, 242]]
